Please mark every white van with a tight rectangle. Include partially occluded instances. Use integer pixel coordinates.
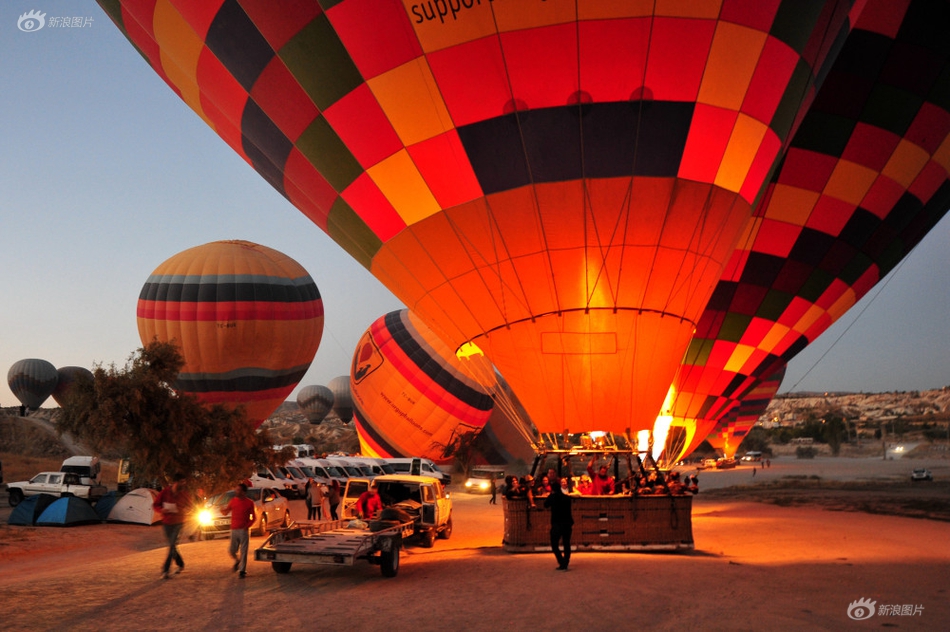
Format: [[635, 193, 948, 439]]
[[325, 457, 367, 478], [385, 458, 450, 485], [346, 456, 395, 477], [296, 458, 348, 486]]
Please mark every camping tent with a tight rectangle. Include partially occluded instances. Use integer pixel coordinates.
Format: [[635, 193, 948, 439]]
[[35, 497, 101, 527], [94, 491, 120, 521], [8, 494, 58, 526], [107, 488, 161, 525]]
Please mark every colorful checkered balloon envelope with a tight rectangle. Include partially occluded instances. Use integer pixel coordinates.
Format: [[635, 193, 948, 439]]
[[668, 0, 950, 461], [100, 0, 947, 439]]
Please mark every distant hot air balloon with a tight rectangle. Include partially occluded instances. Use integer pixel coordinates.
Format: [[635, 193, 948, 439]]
[[51, 366, 94, 407], [669, 0, 950, 461], [327, 376, 353, 424], [137, 240, 324, 427], [297, 384, 334, 425], [8, 359, 58, 410], [351, 310, 494, 464], [706, 366, 786, 460], [100, 0, 857, 438]]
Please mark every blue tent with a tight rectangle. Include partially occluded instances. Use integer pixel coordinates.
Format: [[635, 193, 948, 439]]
[[36, 497, 101, 527], [94, 491, 120, 521], [8, 494, 58, 526]]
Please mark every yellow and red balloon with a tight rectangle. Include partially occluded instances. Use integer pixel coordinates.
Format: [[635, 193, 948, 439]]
[[137, 240, 324, 427]]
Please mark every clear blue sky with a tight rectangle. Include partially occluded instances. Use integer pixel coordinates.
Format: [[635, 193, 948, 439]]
[[0, 1, 947, 409]]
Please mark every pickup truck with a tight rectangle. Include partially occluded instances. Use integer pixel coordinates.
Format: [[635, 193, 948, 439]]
[[341, 474, 453, 547], [253, 474, 454, 577], [6, 471, 108, 507]]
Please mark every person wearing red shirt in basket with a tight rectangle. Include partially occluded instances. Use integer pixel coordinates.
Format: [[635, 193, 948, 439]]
[[222, 483, 257, 577]]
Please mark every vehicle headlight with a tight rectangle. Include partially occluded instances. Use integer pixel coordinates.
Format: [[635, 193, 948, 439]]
[[479, 481, 489, 490], [465, 480, 473, 488], [198, 509, 214, 526]]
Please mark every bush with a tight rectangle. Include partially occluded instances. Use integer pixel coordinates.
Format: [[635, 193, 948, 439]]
[[795, 446, 817, 459]]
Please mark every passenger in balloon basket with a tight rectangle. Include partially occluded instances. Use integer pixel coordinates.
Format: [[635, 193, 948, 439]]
[[544, 476, 574, 571], [587, 456, 615, 494], [523, 475, 537, 508], [153, 477, 192, 579], [503, 475, 524, 500], [534, 475, 553, 498]]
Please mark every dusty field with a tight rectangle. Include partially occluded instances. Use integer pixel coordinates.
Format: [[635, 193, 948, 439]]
[[1, 457, 948, 631]]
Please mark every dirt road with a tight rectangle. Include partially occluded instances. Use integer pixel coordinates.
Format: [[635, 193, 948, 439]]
[[2, 485, 948, 631]]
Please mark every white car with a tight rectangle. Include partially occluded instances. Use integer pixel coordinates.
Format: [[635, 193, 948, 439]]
[[196, 487, 290, 539]]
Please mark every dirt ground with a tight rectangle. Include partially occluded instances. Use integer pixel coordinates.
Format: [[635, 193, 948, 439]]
[[2, 458, 948, 631]]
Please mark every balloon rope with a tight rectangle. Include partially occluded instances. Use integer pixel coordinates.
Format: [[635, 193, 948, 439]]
[[785, 254, 910, 393]]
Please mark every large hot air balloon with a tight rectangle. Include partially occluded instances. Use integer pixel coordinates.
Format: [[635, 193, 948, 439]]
[[669, 0, 950, 462], [297, 384, 334, 425], [351, 310, 494, 463], [137, 240, 324, 427], [99, 0, 857, 438], [327, 375, 353, 424], [51, 366, 95, 407], [706, 366, 786, 459], [8, 359, 58, 410]]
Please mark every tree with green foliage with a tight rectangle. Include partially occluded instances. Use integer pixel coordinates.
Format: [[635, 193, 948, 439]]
[[57, 341, 291, 496], [739, 426, 773, 456], [821, 415, 848, 456]]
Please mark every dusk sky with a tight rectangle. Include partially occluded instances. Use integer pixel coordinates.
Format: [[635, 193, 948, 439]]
[[1, 1, 948, 410]]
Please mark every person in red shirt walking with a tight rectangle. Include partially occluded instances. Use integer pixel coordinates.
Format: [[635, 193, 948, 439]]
[[153, 478, 192, 579], [222, 483, 257, 577]]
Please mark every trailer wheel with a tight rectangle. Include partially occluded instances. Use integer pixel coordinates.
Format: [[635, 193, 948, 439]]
[[9, 489, 23, 507], [272, 562, 292, 574], [380, 546, 400, 577]]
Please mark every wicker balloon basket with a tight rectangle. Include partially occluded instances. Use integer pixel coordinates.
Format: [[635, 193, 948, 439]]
[[503, 495, 694, 552]]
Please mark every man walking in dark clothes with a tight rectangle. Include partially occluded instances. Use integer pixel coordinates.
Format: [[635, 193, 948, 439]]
[[489, 477, 497, 504], [544, 476, 574, 570]]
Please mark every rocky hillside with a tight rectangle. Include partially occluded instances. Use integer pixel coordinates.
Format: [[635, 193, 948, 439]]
[[765, 386, 950, 425]]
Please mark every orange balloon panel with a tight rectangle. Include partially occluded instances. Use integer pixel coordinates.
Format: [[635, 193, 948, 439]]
[[137, 240, 324, 426], [351, 311, 493, 463], [374, 178, 750, 434]]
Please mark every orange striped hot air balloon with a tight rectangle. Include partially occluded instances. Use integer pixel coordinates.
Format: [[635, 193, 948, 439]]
[[351, 310, 493, 464], [136, 240, 324, 427], [100, 0, 857, 437]]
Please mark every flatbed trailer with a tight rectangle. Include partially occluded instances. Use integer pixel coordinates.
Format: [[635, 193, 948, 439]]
[[254, 519, 415, 577]]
